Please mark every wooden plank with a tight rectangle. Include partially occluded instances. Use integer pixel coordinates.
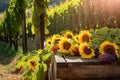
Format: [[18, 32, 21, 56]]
[[54, 55, 66, 63], [55, 56, 114, 68], [53, 55, 66, 80], [65, 56, 100, 63], [57, 65, 120, 79]]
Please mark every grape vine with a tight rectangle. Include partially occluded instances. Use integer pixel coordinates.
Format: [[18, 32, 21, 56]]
[[48, 0, 120, 34]]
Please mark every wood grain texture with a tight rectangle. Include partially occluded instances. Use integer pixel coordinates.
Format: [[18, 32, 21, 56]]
[[52, 55, 120, 80]]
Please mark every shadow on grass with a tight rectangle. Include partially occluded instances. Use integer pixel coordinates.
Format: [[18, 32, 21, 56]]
[[0, 39, 36, 65], [0, 42, 23, 65]]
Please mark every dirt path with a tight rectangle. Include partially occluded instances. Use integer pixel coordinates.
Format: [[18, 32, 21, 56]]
[[0, 54, 22, 80], [0, 65, 22, 80]]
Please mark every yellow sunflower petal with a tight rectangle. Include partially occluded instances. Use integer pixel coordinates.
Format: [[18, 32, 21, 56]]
[[52, 34, 61, 44], [28, 60, 36, 69], [99, 41, 119, 58], [45, 37, 52, 46], [74, 35, 79, 43], [64, 31, 74, 39], [71, 44, 80, 55], [79, 30, 91, 43], [79, 43, 95, 58], [59, 38, 73, 54]]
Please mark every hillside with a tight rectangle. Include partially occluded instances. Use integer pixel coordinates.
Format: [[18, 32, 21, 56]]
[[0, 0, 9, 3], [0, 0, 66, 12], [0, 0, 9, 12]]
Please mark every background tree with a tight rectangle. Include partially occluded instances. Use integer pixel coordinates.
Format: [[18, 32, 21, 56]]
[[20, 0, 29, 54], [0, 0, 29, 53]]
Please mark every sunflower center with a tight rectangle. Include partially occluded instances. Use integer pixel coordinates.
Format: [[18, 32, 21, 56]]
[[30, 61, 36, 67], [76, 36, 79, 40], [67, 34, 72, 38], [63, 41, 71, 50], [84, 46, 92, 55], [48, 41, 51, 44], [55, 39, 60, 43], [104, 45, 115, 54], [82, 35, 89, 42]]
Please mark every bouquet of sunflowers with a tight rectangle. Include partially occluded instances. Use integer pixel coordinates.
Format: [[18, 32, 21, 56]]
[[45, 28, 120, 63]]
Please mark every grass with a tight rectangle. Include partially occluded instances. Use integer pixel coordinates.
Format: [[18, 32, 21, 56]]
[[0, 39, 36, 65], [0, 42, 23, 65]]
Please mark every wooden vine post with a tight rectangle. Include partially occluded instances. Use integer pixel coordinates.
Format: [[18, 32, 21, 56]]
[[33, 0, 46, 50], [22, 7, 28, 54], [39, 12, 45, 49], [20, 0, 28, 54]]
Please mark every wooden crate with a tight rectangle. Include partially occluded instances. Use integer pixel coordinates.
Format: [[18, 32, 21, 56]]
[[51, 55, 120, 80]]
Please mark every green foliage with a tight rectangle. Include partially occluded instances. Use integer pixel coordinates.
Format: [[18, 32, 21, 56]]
[[0, 0, 30, 41], [0, 42, 23, 57], [91, 27, 120, 51], [32, 12, 40, 26], [32, 63, 47, 80], [8, 0, 29, 28], [32, 0, 49, 26], [16, 55, 28, 68], [16, 49, 53, 80], [48, 0, 82, 34], [26, 18, 34, 37], [48, 0, 120, 35]]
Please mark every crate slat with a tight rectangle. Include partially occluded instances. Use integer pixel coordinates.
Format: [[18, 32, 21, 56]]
[[64, 56, 100, 63], [52, 55, 120, 80]]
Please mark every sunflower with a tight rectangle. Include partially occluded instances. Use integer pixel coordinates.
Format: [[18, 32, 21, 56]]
[[71, 44, 80, 55], [59, 38, 73, 53], [52, 34, 61, 44], [79, 30, 91, 43], [64, 31, 74, 39], [79, 43, 95, 58], [74, 35, 79, 43], [99, 41, 119, 58], [45, 38, 52, 46], [28, 60, 36, 69]]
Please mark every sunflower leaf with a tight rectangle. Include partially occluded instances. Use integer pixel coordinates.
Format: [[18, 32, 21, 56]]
[[32, 63, 47, 80], [42, 53, 53, 62]]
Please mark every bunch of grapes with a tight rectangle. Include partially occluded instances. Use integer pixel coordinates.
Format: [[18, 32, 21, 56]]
[[72, 47, 79, 56], [98, 53, 117, 63], [51, 45, 59, 53]]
